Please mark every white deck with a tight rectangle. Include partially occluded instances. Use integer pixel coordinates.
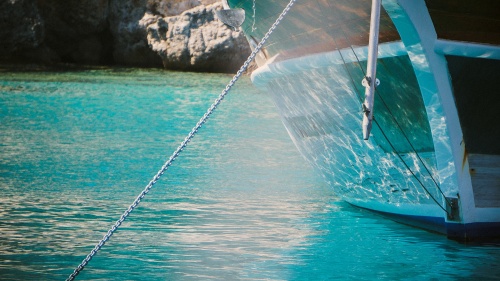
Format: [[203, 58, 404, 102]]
[[469, 154, 500, 208]]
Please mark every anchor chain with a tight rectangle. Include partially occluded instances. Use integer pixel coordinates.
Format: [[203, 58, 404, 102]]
[[65, 0, 296, 280], [252, 0, 257, 31]]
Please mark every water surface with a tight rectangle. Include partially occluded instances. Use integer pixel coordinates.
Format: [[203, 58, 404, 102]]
[[0, 68, 498, 280]]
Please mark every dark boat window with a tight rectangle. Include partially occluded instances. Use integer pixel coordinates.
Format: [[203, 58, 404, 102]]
[[425, 0, 500, 45], [447, 56, 500, 155]]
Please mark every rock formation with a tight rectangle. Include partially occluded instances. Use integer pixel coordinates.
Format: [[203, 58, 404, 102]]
[[108, 0, 163, 67], [0, 0, 44, 59], [37, 0, 112, 64], [146, 3, 252, 72], [0, 0, 251, 73]]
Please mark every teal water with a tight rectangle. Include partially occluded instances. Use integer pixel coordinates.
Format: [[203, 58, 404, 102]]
[[0, 68, 499, 281]]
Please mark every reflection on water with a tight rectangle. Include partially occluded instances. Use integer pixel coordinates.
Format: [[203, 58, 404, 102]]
[[0, 69, 498, 280]]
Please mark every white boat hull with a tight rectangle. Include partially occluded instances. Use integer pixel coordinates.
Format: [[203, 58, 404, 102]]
[[227, 0, 500, 241]]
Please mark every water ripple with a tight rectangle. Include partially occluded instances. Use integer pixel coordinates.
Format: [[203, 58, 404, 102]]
[[0, 69, 498, 281]]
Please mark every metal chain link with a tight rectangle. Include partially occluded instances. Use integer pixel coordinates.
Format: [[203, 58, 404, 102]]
[[66, 0, 296, 280], [252, 0, 257, 31]]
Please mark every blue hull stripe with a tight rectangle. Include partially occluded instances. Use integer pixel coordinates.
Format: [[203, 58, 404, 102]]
[[352, 203, 500, 241]]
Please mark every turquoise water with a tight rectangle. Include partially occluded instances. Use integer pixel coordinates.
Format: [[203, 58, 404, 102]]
[[0, 68, 499, 281]]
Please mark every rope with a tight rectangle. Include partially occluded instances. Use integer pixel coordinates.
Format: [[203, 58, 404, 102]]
[[65, 1, 296, 280]]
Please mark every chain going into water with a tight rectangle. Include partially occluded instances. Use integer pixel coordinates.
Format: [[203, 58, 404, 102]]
[[252, 0, 257, 31], [65, 0, 296, 280]]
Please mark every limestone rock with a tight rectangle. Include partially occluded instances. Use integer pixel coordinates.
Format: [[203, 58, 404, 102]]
[[109, 0, 162, 67], [146, 3, 251, 73], [147, 0, 215, 16], [0, 0, 251, 72]]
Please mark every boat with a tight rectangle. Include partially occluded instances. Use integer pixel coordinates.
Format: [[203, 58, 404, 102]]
[[217, 0, 500, 241]]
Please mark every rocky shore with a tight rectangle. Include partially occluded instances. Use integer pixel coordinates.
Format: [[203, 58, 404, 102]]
[[0, 0, 251, 73]]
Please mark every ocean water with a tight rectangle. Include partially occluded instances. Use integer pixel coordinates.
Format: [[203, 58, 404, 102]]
[[0, 68, 499, 281]]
